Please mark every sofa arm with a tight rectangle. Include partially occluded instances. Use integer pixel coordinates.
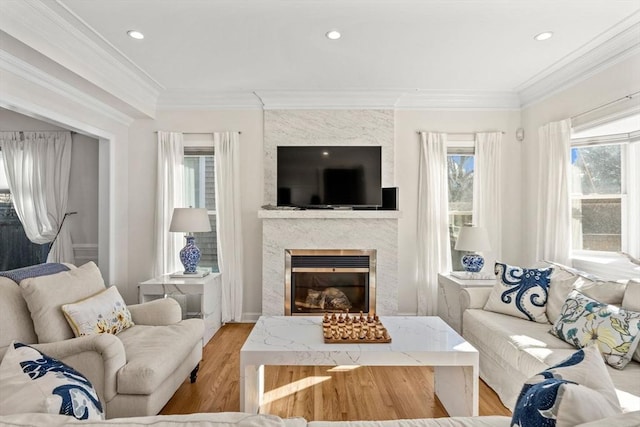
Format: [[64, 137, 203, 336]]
[[128, 297, 182, 326], [33, 333, 125, 405], [460, 287, 493, 311]]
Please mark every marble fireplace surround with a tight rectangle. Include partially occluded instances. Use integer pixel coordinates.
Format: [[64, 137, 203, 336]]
[[260, 210, 399, 316]]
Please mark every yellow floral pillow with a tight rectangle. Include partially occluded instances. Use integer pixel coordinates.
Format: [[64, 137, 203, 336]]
[[62, 286, 134, 337]]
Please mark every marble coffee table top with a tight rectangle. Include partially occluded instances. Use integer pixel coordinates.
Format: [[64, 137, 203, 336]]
[[241, 316, 478, 366]]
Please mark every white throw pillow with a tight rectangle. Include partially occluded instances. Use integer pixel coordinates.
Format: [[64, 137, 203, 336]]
[[546, 268, 581, 324], [20, 262, 106, 343], [622, 279, 640, 363], [62, 286, 134, 337], [550, 290, 640, 369], [511, 345, 621, 427], [483, 262, 552, 323], [0, 342, 104, 420]]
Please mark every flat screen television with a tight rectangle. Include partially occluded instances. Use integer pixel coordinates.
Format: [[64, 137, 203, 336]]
[[277, 146, 382, 208]]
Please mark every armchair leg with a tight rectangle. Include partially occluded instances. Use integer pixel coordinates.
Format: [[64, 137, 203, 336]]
[[190, 363, 200, 383]]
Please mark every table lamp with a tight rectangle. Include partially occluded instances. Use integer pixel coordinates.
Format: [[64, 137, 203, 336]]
[[169, 208, 212, 274], [454, 226, 491, 273]]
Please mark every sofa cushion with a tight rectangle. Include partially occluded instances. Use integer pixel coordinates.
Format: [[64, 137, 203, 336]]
[[0, 342, 104, 420], [484, 263, 551, 323], [0, 277, 37, 357], [62, 286, 134, 337], [511, 345, 621, 427], [464, 309, 575, 377], [116, 318, 203, 394], [550, 290, 640, 369], [20, 262, 106, 343]]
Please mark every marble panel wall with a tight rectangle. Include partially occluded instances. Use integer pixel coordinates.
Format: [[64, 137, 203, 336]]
[[263, 109, 394, 204]]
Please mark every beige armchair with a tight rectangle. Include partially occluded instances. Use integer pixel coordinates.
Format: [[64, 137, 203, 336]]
[[0, 267, 204, 419]]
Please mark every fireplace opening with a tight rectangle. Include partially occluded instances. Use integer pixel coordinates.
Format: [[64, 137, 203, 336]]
[[285, 249, 376, 315]]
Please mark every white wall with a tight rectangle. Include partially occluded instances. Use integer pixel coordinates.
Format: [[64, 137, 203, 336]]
[[0, 108, 99, 263], [127, 110, 264, 316], [520, 52, 640, 266], [394, 110, 523, 314]]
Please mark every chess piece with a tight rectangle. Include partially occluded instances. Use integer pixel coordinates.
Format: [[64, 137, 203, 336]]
[[330, 313, 337, 324], [351, 329, 358, 340], [367, 329, 375, 340], [359, 311, 365, 322], [375, 329, 383, 339], [374, 314, 380, 324], [383, 329, 391, 340], [341, 329, 349, 340], [358, 328, 366, 339]]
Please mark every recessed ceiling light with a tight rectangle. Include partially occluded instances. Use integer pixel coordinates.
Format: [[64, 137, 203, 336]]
[[326, 30, 341, 40], [127, 30, 145, 40], [534, 31, 553, 41]]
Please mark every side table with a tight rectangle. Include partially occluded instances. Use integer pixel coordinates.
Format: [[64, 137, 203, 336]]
[[138, 273, 222, 345], [437, 273, 495, 335]]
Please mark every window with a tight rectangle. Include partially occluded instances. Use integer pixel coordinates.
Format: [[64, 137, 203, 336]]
[[183, 146, 218, 272], [447, 146, 475, 269], [570, 112, 639, 253], [570, 144, 623, 252]]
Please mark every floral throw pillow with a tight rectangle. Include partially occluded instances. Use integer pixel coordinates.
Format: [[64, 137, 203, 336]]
[[483, 262, 552, 323], [62, 286, 134, 337], [511, 345, 621, 427], [550, 290, 640, 369], [0, 342, 104, 420]]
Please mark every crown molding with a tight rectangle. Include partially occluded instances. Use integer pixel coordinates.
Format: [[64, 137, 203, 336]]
[[157, 90, 264, 110], [254, 90, 405, 110], [0, 50, 134, 126], [0, 0, 160, 118], [396, 91, 520, 110], [518, 21, 640, 108]]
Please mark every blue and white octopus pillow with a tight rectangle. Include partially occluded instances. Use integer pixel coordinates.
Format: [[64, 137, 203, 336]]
[[0, 342, 103, 420], [484, 262, 552, 323], [511, 345, 621, 427]]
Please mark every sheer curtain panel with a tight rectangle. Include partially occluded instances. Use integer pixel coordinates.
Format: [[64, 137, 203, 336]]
[[536, 119, 572, 265], [416, 132, 452, 315], [0, 131, 74, 263], [214, 131, 244, 322], [154, 131, 184, 277], [473, 132, 503, 272], [627, 140, 640, 258]]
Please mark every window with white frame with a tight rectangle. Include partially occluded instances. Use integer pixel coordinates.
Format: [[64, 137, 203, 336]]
[[447, 142, 475, 269], [183, 145, 218, 272], [570, 113, 639, 253]]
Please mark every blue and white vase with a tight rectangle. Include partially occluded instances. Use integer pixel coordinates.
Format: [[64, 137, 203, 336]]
[[179, 236, 201, 274], [461, 253, 484, 273]]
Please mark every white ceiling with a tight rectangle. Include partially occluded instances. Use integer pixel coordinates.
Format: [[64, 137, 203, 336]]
[[2, 0, 640, 112]]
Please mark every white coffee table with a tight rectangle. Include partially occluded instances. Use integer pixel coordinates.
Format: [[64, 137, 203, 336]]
[[240, 316, 479, 417]]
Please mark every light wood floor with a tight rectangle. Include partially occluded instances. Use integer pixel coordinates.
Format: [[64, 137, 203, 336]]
[[160, 323, 511, 421]]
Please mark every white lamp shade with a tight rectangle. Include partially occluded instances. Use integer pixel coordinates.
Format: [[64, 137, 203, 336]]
[[169, 208, 212, 233], [455, 226, 491, 252]]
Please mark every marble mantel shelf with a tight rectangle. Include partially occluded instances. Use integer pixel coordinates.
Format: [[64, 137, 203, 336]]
[[258, 209, 402, 220]]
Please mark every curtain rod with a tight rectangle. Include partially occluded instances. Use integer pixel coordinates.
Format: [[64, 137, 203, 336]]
[[1, 130, 77, 134], [571, 91, 640, 121], [416, 130, 505, 135], [154, 131, 242, 135]]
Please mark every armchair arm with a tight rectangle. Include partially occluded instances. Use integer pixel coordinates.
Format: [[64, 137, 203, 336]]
[[127, 297, 182, 326], [460, 287, 493, 311], [33, 334, 125, 405]]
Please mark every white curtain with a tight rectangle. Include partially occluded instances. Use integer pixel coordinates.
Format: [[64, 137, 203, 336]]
[[0, 131, 74, 263], [214, 131, 244, 322], [473, 132, 502, 272], [536, 119, 572, 265], [153, 131, 184, 277], [627, 140, 640, 259], [416, 132, 452, 315]]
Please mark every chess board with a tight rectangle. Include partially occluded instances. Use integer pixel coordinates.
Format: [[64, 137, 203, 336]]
[[321, 312, 392, 343]]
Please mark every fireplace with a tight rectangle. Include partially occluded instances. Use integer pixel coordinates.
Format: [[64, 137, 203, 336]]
[[284, 249, 376, 316]]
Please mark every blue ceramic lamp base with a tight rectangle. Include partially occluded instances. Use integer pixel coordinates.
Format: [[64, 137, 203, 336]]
[[461, 253, 484, 273], [179, 236, 202, 274]]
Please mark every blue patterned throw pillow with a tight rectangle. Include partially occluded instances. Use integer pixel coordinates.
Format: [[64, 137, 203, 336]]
[[0, 342, 103, 420], [511, 346, 621, 427], [483, 262, 552, 323]]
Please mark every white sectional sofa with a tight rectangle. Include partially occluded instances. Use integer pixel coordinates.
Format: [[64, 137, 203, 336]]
[[1, 411, 640, 426], [460, 271, 640, 413]]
